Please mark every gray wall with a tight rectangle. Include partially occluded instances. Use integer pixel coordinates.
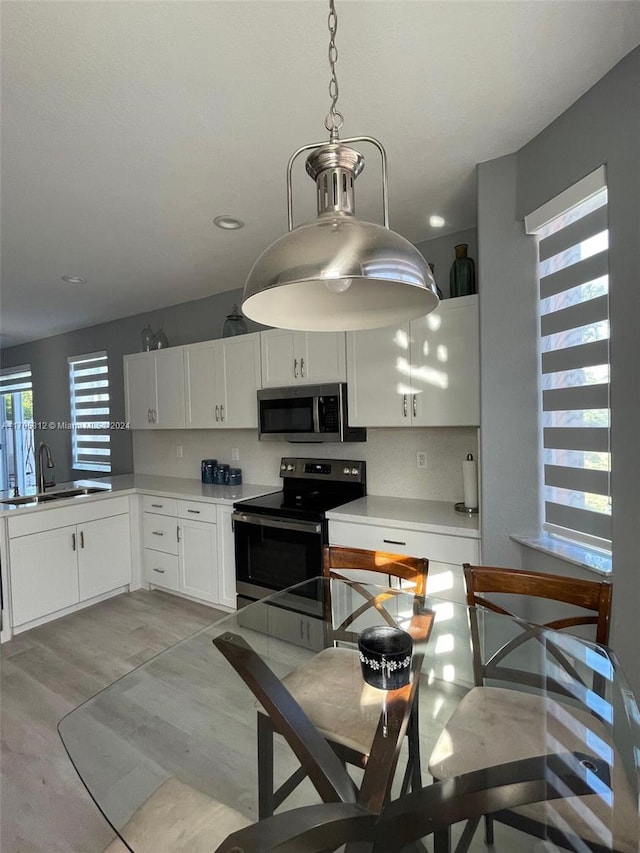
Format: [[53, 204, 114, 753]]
[[0, 287, 265, 482], [478, 46, 640, 695]]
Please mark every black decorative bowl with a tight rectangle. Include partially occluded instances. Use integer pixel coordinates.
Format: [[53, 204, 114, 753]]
[[357, 626, 413, 690]]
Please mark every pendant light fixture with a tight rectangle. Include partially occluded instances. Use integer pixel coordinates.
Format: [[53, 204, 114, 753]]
[[242, 0, 439, 332]]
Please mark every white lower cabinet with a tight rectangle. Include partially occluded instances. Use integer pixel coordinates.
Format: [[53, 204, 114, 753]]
[[144, 498, 219, 605], [179, 518, 218, 603], [328, 517, 481, 686], [10, 526, 80, 625], [8, 497, 132, 629], [78, 514, 132, 600]]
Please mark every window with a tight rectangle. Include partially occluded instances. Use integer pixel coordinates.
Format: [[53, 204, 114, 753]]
[[68, 351, 111, 472], [526, 167, 610, 552], [0, 364, 35, 492]]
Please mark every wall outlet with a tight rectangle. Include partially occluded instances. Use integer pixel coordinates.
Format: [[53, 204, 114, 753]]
[[416, 451, 427, 469], [176, 445, 183, 459], [231, 447, 240, 462]]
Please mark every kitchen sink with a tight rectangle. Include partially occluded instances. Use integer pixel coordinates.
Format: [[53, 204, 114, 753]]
[[0, 486, 110, 506]]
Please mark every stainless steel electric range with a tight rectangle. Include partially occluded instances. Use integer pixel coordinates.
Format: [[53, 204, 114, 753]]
[[232, 457, 366, 616]]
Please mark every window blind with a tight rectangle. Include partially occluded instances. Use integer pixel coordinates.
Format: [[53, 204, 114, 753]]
[[68, 351, 111, 472], [534, 181, 610, 548], [0, 364, 33, 395]]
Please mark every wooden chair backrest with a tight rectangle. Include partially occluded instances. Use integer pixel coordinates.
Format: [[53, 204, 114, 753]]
[[322, 546, 428, 644], [463, 563, 613, 701], [463, 563, 612, 644]]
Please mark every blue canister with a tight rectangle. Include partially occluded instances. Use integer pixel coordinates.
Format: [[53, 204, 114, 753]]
[[201, 459, 217, 484], [228, 468, 242, 486], [214, 463, 229, 485]]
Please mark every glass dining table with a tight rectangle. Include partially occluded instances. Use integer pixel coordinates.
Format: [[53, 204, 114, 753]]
[[58, 577, 640, 853]]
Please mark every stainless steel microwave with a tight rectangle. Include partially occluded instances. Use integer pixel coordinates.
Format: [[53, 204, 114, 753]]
[[257, 383, 366, 443]]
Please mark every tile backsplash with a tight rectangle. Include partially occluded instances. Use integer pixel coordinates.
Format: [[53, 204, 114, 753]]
[[133, 427, 478, 502]]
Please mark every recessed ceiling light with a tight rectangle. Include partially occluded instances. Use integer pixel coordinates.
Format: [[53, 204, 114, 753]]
[[213, 215, 245, 230], [61, 275, 87, 284], [429, 215, 446, 228]]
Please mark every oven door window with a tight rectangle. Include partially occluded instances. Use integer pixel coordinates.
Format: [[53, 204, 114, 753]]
[[235, 517, 321, 597]]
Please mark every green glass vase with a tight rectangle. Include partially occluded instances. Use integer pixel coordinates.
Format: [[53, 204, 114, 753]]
[[449, 244, 476, 297]]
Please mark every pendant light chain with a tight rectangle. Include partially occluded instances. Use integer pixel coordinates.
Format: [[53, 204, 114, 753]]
[[325, 0, 344, 138]]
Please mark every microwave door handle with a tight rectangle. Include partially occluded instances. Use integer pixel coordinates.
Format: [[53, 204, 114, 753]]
[[232, 512, 322, 536], [312, 395, 320, 433]]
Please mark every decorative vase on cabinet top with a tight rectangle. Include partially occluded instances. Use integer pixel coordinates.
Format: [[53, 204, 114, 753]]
[[449, 244, 476, 297], [223, 304, 248, 337]]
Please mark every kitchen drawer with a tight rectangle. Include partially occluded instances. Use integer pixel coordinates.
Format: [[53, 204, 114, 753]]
[[177, 500, 217, 525], [142, 495, 178, 516], [144, 549, 179, 591], [328, 520, 480, 566], [143, 513, 179, 555]]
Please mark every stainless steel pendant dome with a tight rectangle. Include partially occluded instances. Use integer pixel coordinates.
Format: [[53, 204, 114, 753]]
[[242, 141, 439, 331]]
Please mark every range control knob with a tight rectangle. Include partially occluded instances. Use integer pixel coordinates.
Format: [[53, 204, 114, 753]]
[[280, 463, 287, 470], [343, 467, 350, 475], [287, 464, 295, 472], [351, 467, 359, 476]]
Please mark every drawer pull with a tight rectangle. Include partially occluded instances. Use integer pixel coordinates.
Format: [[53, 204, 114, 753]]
[[187, 509, 201, 514], [152, 567, 165, 574], [151, 503, 163, 508], [152, 531, 164, 536], [383, 538, 406, 546]]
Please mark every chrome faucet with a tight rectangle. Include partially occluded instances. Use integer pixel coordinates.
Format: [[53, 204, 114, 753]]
[[36, 442, 55, 493]]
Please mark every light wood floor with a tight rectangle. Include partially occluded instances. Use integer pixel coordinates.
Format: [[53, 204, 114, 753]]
[[1, 590, 222, 853], [1, 591, 543, 853]]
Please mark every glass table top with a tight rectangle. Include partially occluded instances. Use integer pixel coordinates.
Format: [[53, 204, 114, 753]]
[[58, 577, 640, 853]]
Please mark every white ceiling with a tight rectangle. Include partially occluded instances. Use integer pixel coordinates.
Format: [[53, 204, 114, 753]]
[[2, 1, 639, 348]]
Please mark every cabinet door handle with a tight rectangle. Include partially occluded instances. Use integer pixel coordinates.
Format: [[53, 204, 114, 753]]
[[413, 394, 417, 417], [151, 503, 163, 508], [153, 409, 157, 423], [72, 532, 76, 551], [215, 405, 220, 422], [220, 404, 225, 422], [383, 538, 406, 546], [177, 525, 181, 542], [300, 357, 305, 378], [403, 394, 408, 417], [152, 530, 164, 536], [187, 509, 201, 514], [152, 567, 165, 574], [293, 358, 298, 378], [299, 619, 304, 639], [147, 408, 152, 423], [80, 530, 84, 549]]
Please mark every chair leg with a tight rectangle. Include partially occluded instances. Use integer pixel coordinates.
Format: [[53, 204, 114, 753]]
[[433, 827, 451, 853], [408, 696, 422, 791], [257, 712, 275, 819], [484, 815, 494, 844]]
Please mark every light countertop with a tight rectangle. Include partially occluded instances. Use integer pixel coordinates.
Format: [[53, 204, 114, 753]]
[[326, 495, 480, 538], [0, 474, 277, 515]]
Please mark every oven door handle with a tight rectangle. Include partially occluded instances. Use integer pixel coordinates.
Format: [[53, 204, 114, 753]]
[[232, 512, 322, 536]]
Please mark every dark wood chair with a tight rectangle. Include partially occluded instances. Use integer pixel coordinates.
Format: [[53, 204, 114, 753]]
[[427, 564, 638, 853], [257, 545, 429, 819]]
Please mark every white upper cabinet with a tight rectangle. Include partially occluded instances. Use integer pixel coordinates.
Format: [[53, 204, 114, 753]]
[[155, 347, 186, 429], [260, 330, 346, 388], [123, 353, 155, 429], [124, 348, 185, 429], [185, 332, 261, 429], [347, 295, 479, 427], [411, 295, 479, 426]]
